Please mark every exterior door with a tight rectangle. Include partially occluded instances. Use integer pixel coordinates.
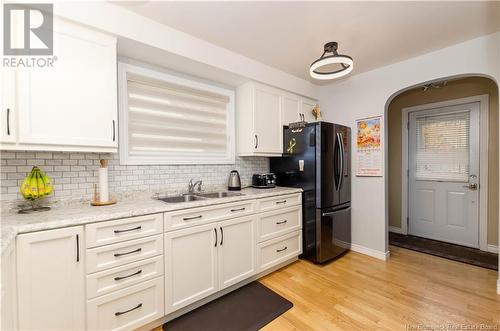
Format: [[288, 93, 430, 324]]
[[17, 226, 85, 331], [408, 102, 480, 248], [164, 223, 218, 313], [218, 216, 256, 290]]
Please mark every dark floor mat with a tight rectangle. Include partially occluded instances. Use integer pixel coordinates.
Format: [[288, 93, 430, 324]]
[[163, 281, 293, 331], [389, 232, 498, 270]]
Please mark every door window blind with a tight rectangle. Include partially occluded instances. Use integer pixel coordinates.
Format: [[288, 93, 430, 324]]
[[119, 66, 234, 165], [415, 111, 470, 182]]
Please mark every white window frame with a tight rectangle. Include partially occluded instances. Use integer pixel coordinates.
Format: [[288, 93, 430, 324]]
[[118, 62, 235, 165]]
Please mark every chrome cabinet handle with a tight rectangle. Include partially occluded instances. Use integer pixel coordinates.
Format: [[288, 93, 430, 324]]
[[112, 120, 116, 141], [214, 228, 218, 247], [76, 234, 80, 262], [114, 270, 142, 281], [254, 134, 258, 149], [114, 248, 142, 257], [115, 303, 142, 316], [114, 226, 142, 234], [276, 220, 287, 225], [183, 215, 202, 221], [220, 226, 224, 246], [230, 207, 245, 212], [276, 246, 287, 253], [6, 108, 10, 135], [275, 200, 287, 204]]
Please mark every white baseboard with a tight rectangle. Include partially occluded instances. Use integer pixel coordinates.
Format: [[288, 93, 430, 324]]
[[487, 244, 498, 254], [497, 279, 500, 295], [389, 226, 403, 234], [350, 243, 390, 261]]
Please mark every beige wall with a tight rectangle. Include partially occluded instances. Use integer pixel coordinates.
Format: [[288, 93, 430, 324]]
[[388, 77, 499, 246]]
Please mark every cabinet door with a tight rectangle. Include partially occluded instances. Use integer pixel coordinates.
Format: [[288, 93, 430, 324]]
[[254, 85, 282, 153], [218, 216, 257, 290], [16, 17, 117, 150], [282, 94, 300, 127], [0, 69, 16, 144], [301, 98, 317, 123], [17, 226, 85, 331], [1, 243, 18, 331], [164, 223, 218, 313]]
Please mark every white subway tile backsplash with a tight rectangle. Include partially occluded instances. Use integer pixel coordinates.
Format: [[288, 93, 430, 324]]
[[0, 151, 269, 203]]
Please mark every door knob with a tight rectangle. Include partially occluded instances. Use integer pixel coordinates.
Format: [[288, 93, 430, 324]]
[[464, 183, 478, 190]]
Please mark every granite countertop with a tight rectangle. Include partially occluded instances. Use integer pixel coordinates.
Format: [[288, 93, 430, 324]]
[[0, 187, 302, 254]]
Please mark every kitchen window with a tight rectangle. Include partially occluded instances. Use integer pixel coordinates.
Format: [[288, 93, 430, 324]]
[[118, 63, 235, 165]]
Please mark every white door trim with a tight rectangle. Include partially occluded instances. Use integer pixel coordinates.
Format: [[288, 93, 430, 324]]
[[401, 95, 489, 251]]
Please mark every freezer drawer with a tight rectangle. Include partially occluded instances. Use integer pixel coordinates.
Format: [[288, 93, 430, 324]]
[[315, 205, 351, 263]]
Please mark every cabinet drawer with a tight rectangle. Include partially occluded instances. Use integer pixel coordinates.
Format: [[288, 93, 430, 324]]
[[257, 193, 301, 212], [164, 200, 255, 231], [86, 214, 163, 248], [87, 277, 164, 331], [86, 235, 163, 274], [257, 231, 302, 271], [258, 206, 301, 242], [87, 255, 163, 299]]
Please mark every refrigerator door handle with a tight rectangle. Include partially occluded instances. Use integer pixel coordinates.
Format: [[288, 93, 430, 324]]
[[338, 132, 344, 190]]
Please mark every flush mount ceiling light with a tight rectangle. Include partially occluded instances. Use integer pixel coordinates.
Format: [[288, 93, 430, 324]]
[[310, 42, 353, 80]]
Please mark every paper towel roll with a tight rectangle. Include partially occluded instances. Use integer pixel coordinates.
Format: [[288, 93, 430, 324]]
[[98, 167, 109, 202]]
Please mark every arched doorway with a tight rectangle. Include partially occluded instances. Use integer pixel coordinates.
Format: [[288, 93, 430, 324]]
[[385, 76, 499, 269]]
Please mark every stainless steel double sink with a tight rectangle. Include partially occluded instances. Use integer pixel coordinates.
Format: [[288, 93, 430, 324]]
[[156, 191, 243, 203]]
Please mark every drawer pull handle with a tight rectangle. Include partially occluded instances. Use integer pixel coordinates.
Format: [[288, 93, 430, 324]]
[[114, 226, 142, 234], [276, 246, 288, 253], [114, 248, 142, 257], [114, 270, 142, 281], [276, 200, 287, 204], [115, 303, 142, 316], [276, 220, 288, 225], [230, 207, 246, 212], [183, 215, 202, 221]]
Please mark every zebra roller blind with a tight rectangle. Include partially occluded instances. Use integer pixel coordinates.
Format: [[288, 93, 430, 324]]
[[119, 65, 235, 165], [415, 111, 470, 182]]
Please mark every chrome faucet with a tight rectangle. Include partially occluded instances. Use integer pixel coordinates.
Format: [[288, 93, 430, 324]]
[[188, 179, 203, 194]]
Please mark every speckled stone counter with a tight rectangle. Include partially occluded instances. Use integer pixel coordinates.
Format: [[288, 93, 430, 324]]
[[0, 187, 302, 254]]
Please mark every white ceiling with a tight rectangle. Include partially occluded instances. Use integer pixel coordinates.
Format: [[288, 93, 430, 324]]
[[116, 1, 500, 85]]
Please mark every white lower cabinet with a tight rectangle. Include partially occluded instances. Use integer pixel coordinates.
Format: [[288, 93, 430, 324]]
[[257, 231, 302, 271], [16, 226, 85, 331], [165, 215, 258, 314], [218, 216, 256, 290], [1, 241, 18, 331], [164, 223, 219, 313], [9, 194, 302, 331], [87, 277, 164, 331]]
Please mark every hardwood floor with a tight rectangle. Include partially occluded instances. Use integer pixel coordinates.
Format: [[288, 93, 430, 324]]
[[156, 246, 499, 331], [260, 246, 500, 331]]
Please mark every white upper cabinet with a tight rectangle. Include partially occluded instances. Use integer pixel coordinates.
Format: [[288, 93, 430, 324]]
[[1, 17, 118, 152], [301, 97, 318, 123], [282, 93, 301, 127], [0, 70, 16, 144], [236, 81, 318, 156], [236, 82, 282, 156]]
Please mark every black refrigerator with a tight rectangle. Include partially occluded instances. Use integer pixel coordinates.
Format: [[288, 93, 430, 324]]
[[270, 121, 351, 263]]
